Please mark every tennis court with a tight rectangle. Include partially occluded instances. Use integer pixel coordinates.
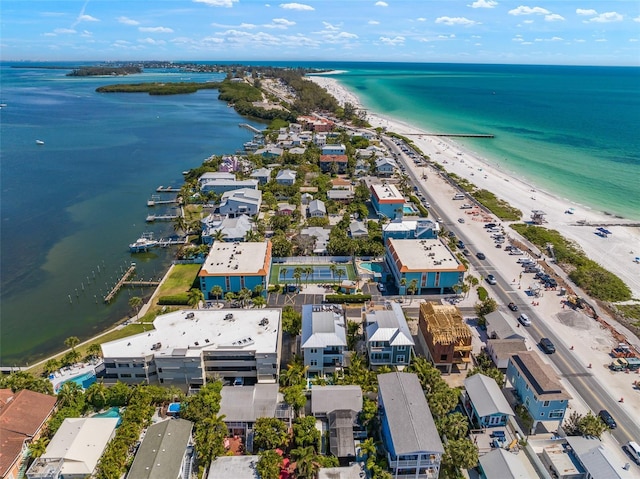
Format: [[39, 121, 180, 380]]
[[270, 264, 356, 284]]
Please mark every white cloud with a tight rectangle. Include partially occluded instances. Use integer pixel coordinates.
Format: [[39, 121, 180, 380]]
[[634, 16, 640, 23], [576, 8, 597, 16], [43, 32, 57, 37], [435, 16, 479, 26], [54, 28, 76, 34], [193, 0, 239, 6], [417, 17, 426, 22], [280, 2, 314, 10], [535, 36, 563, 42], [471, 35, 481, 38], [139, 26, 174, 33], [512, 36, 524, 42], [270, 18, 296, 28], [78, 14, 99, 22], [588, 12, 623, 23], [545, 14, 564, 22], [118, 16, 140, 26], [595, 38, 607, 42], [508, 6, 550, 16], [336, 31, 358, 39], [375, 1, 388, 6], [322, 22, 340, 31], [522, 19, 534, 24], [437, 34, 455, 39], [138, 37, 166, 45], [630, 38, 639, 42], [368, 20, 380, 25], [379, 35, 405, 45], [469, 0, 497, 8], [574, 38, 586, 42]]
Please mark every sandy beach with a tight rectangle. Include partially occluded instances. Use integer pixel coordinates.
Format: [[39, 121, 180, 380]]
[[308, 74, 640, 299]]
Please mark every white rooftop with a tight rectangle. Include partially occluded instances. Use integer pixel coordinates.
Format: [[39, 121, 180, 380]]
[[101, 309, 281, 359], [371, 183, 404, 202], [200, 241, 270, 276], [388, 238, 463, 272], [207, 456, 260, 479], [365, 303, 414, 346], [301, 305, 347, 349]]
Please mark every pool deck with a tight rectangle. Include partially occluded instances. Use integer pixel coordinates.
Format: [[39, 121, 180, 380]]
[[50, 360, 101, 392]]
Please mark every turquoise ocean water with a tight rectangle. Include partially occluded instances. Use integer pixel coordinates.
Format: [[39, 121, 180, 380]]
[[1, 61, 638, 365]]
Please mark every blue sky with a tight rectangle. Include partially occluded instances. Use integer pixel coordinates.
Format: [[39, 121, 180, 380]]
[[2, 1, 639, 65]]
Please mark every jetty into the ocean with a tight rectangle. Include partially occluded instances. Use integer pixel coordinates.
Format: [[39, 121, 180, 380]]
[[424, 133, 495, 138], [104, 264, 136, 303], [239, 123, 262, 134], [147, 195, 179, 207], [146, 213, 180, 222], [156, 185, 181, 193]]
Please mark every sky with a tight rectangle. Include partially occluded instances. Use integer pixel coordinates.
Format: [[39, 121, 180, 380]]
[[1, 1, 639, 65]]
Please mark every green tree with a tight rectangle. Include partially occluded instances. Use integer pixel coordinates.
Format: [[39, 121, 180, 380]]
[[293, 416, 321, 449], [442, 438, 479, 473], [193, 415, 227, 469], [579, 411, 609, 438], [225, 291, 236, 303], [282, 306, 302, 335], [474, 297, 498, 318], [212, 229, 227, 242], [56, 381, 84, 409], [346, 320, 360, 350], [293, 267, 303, 288], [85, 381, 109, 411], [467, 365, 505, 389], [291, 445, 319, 479], [360, 437, 377, 471], [359, 397, 378, 432], [237, 287, 252, 307], [257, 450, 283, 479], [180, 381, 223, 423], [283, 384, 307, 416], [64, 336, 80, 356], [29, 437, 50, 459], [211, 285, 223, 303], [436, 412, 469, 441], [44, 358, 60, 375], [86, 343, 102, 360], [252, 296, 266, 308], [106, 381, 132, 407], [187, 288, 204, 308], [253, 417, 290, 451], [408, 279, 418, 303], [0, 371, 54, 395], [128, 296, 143, 319]]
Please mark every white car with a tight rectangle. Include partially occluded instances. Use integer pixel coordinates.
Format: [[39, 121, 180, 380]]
[[518, 314, 532, 326]]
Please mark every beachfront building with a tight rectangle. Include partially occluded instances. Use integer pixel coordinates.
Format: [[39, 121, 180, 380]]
[[297, 116, 334, 132], [377, 372, 444, 479], [201, 214, 253, 244], [199, 241, 271, 298], [375, 157, 397, 176], [0, 389, 57, 479], [218, 189, 262, 217], [386, 238, 466, 295], [370, 184, 405, 219], [308, 199, 327, 218], [199, 172, 259, 195], [418, 302, 473, 374], [322, 144, 347, 156], [254, 146, 283, 159], [275, 169, 297, 185], [382, 218, 440, 241], [319, 155, 348, 174], [462, 374, 514, 428], [100, 309, 282, 392], [506, 352, 572, 434], [127, 419, 194, 479], [301, 305, 347, 377], [26, 418, 118, 479], [364, 302, 414, 369]]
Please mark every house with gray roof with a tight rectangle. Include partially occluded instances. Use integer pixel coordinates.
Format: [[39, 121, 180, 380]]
[[348, 220, 368, 238], [299, 227, 331, 255], [318, 464, 366, 479], [219, 188, 262, 217], [327, 189, 354, 202], [478, 448, 532, 479], [127, 419, 194, 479], [564, 436, 634, 479], [462, 374, 514, 428], [255, 145, 283, 158], [365, 302, 414, 369], [301, 305, 347, 377], [199, 172, 259, 195], [375, 157, 397, 176], [311, 385, 363, 418], [485, 311, 526, 341], [308, 199, 326, 218], [250, 167, 272, 185], [275, 169, 297, 185], [486, 338, 528, 370], [207, 456, 260, 479], [201, 214, 253, 244], [377, 372, 444, 479], [288, 146, 306, 155], [328, 410, 358, 466]]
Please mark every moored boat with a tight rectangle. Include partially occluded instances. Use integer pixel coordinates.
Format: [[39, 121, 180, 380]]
[[36, 139, 45, 145], [129, 233, 158, 252]]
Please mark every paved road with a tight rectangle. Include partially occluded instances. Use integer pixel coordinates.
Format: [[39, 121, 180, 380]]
[[385, 134, 640, 445]]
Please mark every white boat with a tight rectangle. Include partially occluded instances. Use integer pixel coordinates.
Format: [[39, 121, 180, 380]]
[[36, 140, 45, 145], [129, 233, 158, 253]]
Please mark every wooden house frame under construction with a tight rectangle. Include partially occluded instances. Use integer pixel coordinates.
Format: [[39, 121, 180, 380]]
[[418, 302, 473, 374]]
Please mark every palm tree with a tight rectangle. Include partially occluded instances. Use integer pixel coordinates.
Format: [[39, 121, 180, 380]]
[[360, 438, 377, 471], [56, 381, 83, 408], [29, 437, 50, 459], [225, 291, 236, 303], [399, 277, 407, 299], [64, 336, 80, 361], [212, 229, 227, 243], [173, 215, 188, 235], [252, 296, 266, 309], [44, 358, 59, 375], [253, 284, 264, 297], [408, 279, 418, 303], [210, 285, 223, 303], [293, 267, 303, 289], [187, 288, 204, 309], [304, 266, 313, 284], [245, 230, 259, 242], [280, 267, 288, 283], [128, 296, 143, 320], [238, 288, 252, 307], [85, 381, 108, 410], [292, 446, 319, 479], [87, 343, 102, 360], [329, 264, 338, 284], [335, 267, 345, 286]]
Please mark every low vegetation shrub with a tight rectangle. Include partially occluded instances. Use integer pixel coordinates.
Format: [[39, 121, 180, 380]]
[[325, 294, 371, 303], [157, 293, 190, 305], [477, 286, 488, 301]]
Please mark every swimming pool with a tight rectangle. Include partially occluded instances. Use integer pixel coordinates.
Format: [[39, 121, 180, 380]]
[[360, 262, 384, 274], [403, 205, 418, 214], [54, 370, 96, 393], [167, 402, 181, 414], [93, 407, 122, 426]]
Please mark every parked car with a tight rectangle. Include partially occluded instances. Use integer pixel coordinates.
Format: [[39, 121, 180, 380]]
[[599, 409, 617, 429], [518, 313, 531, 326], [539, 338, 556, 354], [508, 302, 518, 311], [463, 249, 471, 256], [495, 244, 502, 249], [484, 223, 497, 229], [476, 252, 486, 260], [377, 283, 386, 292], [486, 274, 497, 285], [458, 217, 466, 224], [623, 441, 640, 465]]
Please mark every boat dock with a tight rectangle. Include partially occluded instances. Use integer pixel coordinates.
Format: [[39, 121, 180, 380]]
[[146, 213, 179, 222], [123, 280, 160, 287], [239, 123, 262, 134], [104, 264, 136, 303], [157, 236, 188, 247], [156, 186, 181, 193], [147, 195, 179, 207]]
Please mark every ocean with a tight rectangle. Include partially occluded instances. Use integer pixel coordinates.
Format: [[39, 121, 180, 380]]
[[1, 61, 638, 365]]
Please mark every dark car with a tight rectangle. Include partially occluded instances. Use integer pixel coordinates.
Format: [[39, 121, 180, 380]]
[[508, 302, 518, 311], [599, 409, 617, 429], [476, 252, 486, 260], [377, 283, 386, 293], [484, 223, 497, 229], [539, 338, 556, 354]]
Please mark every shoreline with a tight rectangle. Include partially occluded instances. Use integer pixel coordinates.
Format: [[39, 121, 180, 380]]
[[307, 74, 640, 299]]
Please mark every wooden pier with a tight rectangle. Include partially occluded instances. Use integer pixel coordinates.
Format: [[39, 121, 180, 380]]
[[239, 123, 262, 134], [146, 214, 179, 222], [124, 280, 160, 287], [104, 264, 136, 303], [158, 236, 188, 247], [147, 198, 179, 207], [156, 186, 181, 193]]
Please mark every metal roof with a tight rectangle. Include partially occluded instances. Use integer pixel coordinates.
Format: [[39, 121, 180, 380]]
[[311, 385, 362, 416], [463, 374, 514, 418]]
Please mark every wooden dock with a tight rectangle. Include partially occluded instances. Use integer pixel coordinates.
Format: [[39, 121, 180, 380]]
[[158, 236, 188, 247], [124, 280, 160, 287], [239, 123, 262, 134], [156, 186, 181, 193], [147, 198, 179, 207], [104, 264, 136, 303], [146, 214, 179, 222]]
